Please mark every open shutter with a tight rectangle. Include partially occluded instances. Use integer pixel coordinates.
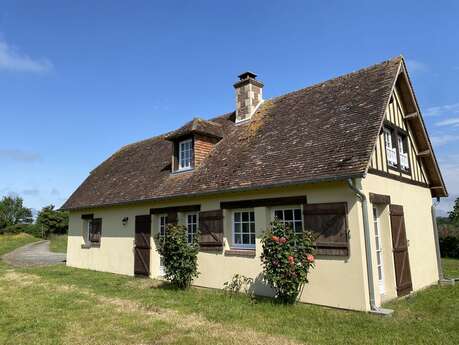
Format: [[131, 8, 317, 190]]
[[303, 203, 349, 256], [167, 211, 177, 225], [198, 210, 224, 250]]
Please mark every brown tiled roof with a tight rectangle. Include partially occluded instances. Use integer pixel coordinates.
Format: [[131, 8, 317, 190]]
[[62, 57, 404, 210], [164, 117, 224, 140]]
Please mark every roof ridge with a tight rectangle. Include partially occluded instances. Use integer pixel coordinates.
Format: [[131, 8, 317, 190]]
[[268, 56, 403, 103]]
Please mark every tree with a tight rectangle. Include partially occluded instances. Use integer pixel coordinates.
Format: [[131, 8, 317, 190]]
[[35, 205, 69, 238], [0, 196, 33, 229], [156, 224, 199, 289], [449, 197, 459, 224]]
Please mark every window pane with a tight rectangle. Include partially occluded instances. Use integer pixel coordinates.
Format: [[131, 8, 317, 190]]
[[234, 212, 240, 222], [242, 222, 249, 233], [250, 234, 255, 244], [234, 223, 241, 233], [242, 212, 249, 222], [294, 209, 301, 220], [235, 234, 241, 244], [284, 209, 293, 221], [250, 222, 255, 233], [294, 221, 303, 232], [274, 210, 283, 220], [250, 212, 255, 222], [243, 234, 249, 244]]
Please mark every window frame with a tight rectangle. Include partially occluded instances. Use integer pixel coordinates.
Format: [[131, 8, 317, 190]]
[[372, 206, 385, 295], [185, 212, 198, 244], [232, 209, 256, 249], [271, 205, 304, 234], [86, 218, 102, 245], [178, 138, 193, 171], [158, 214, 168, 238]]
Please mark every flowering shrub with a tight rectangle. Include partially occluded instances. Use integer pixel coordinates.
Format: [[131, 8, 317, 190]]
[[156, 224, 199, 289], [261, 221, 315, 304]]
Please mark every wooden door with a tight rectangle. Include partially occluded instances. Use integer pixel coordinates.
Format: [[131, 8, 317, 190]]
[[134, 215, 151, 276], [389, 205, 412, 296]]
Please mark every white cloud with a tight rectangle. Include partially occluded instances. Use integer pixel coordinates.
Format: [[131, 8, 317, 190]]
[[435, 117, 459, 126], [431, 134, 459, 147], [0, 38, 52, 73], [424, 102, 459, 117], [0, 149, 41, 162], [406, 59, 428, 72]]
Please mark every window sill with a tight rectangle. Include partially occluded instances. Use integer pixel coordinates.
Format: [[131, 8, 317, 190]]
[[81, 242, 100, 249], [171, 168, 194, 175], [225, 249, 256, 257]]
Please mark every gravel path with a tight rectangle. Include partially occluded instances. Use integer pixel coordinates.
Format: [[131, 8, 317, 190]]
[[2, 240, 66, 267]]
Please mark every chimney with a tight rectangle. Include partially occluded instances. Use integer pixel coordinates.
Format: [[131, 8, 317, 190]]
[[233, 72, 263, 123]]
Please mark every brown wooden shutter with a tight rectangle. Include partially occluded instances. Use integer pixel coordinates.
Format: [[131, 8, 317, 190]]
[[198, 209, 224, 249], [89, 218, 102, 243], [303, 203, 349, 256], [167, 211, 177, 225]]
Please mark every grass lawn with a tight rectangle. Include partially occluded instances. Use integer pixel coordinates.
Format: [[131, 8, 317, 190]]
[[48, 234, 67, 253], [443, 257, 459, 278], [0, 233, 40, 256], [0, 238, 457, 345]]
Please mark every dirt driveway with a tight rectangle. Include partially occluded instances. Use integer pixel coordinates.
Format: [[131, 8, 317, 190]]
[[2, 240, 66, 267]]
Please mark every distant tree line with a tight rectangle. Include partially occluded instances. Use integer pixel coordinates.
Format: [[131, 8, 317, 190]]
[[0, 195, 68, 238], [437, 197, 459, 259]]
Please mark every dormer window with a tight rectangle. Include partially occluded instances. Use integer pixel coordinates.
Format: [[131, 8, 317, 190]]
[[178, 139, 193, 170]]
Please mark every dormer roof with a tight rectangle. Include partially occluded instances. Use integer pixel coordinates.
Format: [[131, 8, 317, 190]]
[[164, 118, 224, 141]]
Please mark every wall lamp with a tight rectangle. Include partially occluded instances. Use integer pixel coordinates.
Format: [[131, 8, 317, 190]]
[[122, 217, 129, 226]]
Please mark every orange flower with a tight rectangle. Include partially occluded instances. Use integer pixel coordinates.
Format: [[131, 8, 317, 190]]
[[288, 256, 295, 264], [307, 254, 315, 262], [272, 235, 279, 242]]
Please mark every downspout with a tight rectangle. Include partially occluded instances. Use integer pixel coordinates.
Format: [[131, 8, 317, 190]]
[[347, 178, 378, 311], [431, 199, 444, 281]]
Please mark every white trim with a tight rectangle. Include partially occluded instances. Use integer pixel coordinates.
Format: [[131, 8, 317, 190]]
[[158, 214, 167, 277], [178, 138, 193, 170], [372, 206, 385, 295], [231, 209, 256, 249]]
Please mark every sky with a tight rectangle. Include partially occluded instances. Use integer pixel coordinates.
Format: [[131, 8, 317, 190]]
[[0, 0, 458, 216]]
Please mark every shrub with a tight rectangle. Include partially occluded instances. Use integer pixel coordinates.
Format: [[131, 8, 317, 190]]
[[0, 223, 42, 237], [223, 274, 254, 298], [156, 224, 199, 289], [438, 224, 459, 259], [261, 221, 315, 304]]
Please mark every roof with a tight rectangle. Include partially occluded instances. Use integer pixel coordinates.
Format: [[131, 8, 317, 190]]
[[164, 117, 224, 140], [62, 56, 445, 210]]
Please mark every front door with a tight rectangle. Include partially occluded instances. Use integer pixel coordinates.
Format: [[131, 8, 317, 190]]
[[389, 205, 413, 296], [134, 215, 151, 276]]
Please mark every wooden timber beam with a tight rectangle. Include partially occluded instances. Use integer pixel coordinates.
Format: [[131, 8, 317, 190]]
[[405, 112, 418, 120], [416, 150, 431, 157]]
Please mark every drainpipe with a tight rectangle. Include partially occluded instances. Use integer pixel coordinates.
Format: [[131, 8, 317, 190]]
[[431, 199, 444, 281], [347, 178, 387, 314]]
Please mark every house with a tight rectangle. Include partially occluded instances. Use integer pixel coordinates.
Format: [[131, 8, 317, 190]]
[[62, 56, 447, 312]]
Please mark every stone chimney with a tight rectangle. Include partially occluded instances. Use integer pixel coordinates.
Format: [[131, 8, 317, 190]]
[[233, 72, 263, 123]]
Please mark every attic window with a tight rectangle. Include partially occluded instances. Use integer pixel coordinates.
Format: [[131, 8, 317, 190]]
[[178, 139, 193, 170]]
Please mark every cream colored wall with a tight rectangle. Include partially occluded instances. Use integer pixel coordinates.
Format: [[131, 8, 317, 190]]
[[362, 173, 439, 305], [67, 181, 371, 311]]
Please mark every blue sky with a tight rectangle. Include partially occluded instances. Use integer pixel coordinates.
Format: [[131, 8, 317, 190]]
[[0, 0, 458, 215]]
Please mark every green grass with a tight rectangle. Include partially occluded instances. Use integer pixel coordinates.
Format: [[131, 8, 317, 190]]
[[443, 258, 459, 278], [48, 234, 67, 253], [0, 238, 458, 344], [0, 233, 39, 256]]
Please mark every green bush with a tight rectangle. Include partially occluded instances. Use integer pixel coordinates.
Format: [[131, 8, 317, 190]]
[[0, 223, 42, 237], [261, 221, 315, 304], [438, 223, 459, 259], [156, 224, 199, 289]]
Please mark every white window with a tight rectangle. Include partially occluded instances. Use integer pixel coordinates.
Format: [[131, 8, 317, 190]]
[[273, 207, 303, 233], [373, 207, 385, 295], [384, 128, 397, 167], [398, 135, 409, 171], [186, 213, 198, 244], [178, 139, 193, 170], [159, 215, 168, 238], [233, 210, 255, 248]]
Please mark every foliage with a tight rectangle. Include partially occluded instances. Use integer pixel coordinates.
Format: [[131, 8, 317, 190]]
[[223, 274, 254, 298], [156, 224, 199, 289], [0, 196, 33, 229], [438, 218, 459, 259], [260, 221, 315, 304], [36, 205, 69, 238], [449, 197, 459, 224], [49, 234, 68, 253], [0, 223, 41, 237]]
